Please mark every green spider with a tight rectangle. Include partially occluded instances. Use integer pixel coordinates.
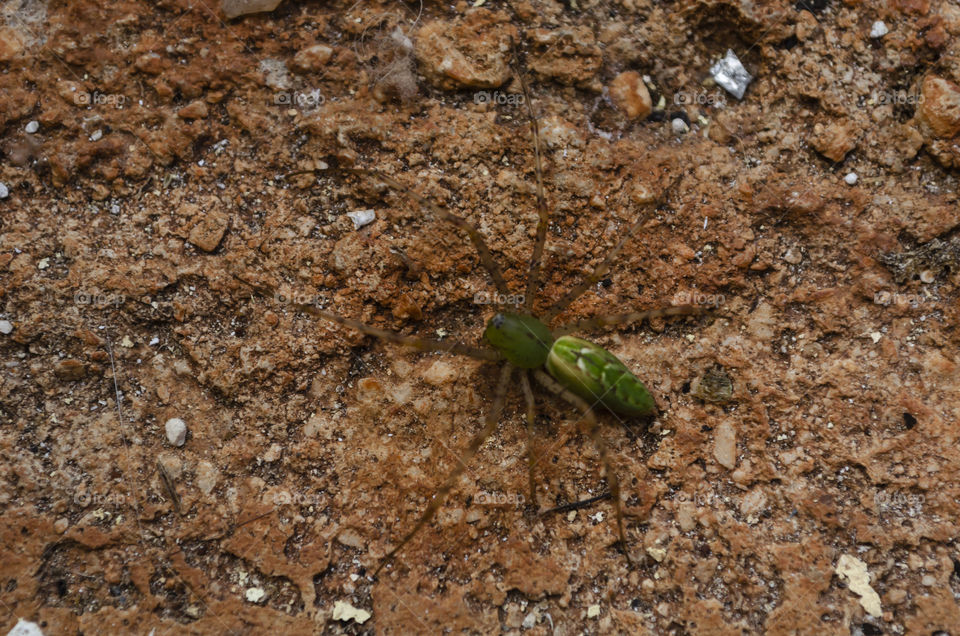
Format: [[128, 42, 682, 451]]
[[276, 71, 703, 576]]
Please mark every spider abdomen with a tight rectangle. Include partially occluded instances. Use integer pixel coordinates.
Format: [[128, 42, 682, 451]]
[[545, 336, 657, 417]]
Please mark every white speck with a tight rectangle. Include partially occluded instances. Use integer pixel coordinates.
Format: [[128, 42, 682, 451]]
[[710, 49, 753, 99], [197, 160, 204, 166], [90, 129, 103, 142], [38, 258, 50, 270], [836, 554, 882, 617], [120, 335, 134, 348], [110, 203, 120, 214], [332, 600, 371, 624], [0, 320, 12, 335], [522, 611, 539, 628], [165, 417, 187, 446], [844, 172, 858, 185], [703, 217, 708, 230], [245, 587, 266, 603], [0, 183, 8, 199], [671, 118, 689, 135], [870, 21, 888, 38], [870, 331, 882, 343], [149, 336, 160, 346], [586, 604, 601, 618], [7, 618, 45, 636], [25, 120, 39, 133], [347, 209, 376, 230]]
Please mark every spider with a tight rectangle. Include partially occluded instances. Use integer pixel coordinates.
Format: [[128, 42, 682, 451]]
[[253, 66, 705, 576]]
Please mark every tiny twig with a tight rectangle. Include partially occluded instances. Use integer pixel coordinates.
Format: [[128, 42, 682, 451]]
[[541, 491, 612, 515]]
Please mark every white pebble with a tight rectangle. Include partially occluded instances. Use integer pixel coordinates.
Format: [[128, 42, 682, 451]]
[[222, 0, 282, 19], [245, 587, 267, 603], [165, 417, 187, 446], [0, 183, 8, 199], [0, 320, 12, 335], [7, 618, 45, 636], [870, 21, 888, 38], [671, 118, 689, 135], [25, 120, 39, 133], [347, 209, 376, 230], [90, 129, 103, 142], [844, 172, 858, 185], [710, 49, 753, 100]]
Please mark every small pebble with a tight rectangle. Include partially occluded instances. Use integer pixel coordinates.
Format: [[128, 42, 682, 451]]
[[245, 587, 267, 603], [671, 118, 689, 135], [521, 612, 537, 629], [90, 129, 103, 142], [710, 49, 753, 100], [347, 209, 376, 230], [8, 618, 45, 636], [844, 172, 858, 185], [222, 0, 282, 19], [0, 320, 12, 334], [0, 183, 8, 199], [919, 270, 934, 283], [165, 417, 187, 446], [25, 120, 39, 133], [870, 21, 888, 38]]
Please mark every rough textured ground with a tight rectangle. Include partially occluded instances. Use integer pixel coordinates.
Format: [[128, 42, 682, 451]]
[[1, 0, 959, 633]]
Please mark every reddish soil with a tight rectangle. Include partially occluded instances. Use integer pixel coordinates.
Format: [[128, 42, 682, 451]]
[[1, 0, 959, 633]]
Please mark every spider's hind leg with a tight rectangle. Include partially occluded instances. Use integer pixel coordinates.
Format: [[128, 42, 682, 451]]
[[519, 371, 540, 508], [532, 370, 634, 565], [552, 304, 706, 336], [374, 363, 514, 576]]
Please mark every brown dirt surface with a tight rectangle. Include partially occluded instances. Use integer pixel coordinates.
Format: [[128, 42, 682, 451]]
[[2, 0, 960, 633]]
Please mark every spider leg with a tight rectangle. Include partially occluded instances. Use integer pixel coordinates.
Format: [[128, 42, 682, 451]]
[[541, 213, 650, 323], [512, 59, 550, 315], [287, 167, 512, 298], [552, 304, 705, 336], [309, 306, 500, 362], [532, 369, 634, 565], [233, 275, 500, 362], [519, 371, 539, 507], [374, 363, 514, 576]]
